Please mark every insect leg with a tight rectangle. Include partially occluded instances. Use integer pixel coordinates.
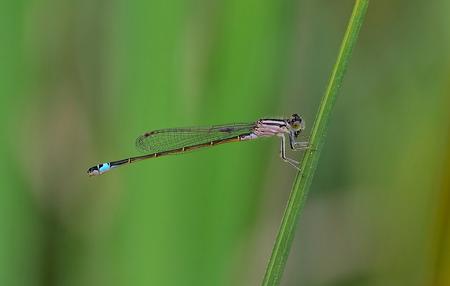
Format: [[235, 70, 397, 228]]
[[279, 134, 300, 170]]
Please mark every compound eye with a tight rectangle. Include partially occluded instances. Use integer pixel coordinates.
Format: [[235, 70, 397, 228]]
[[292, 121, 301, 130]]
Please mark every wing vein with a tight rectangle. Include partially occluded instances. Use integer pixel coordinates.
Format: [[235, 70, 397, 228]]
[[135, 123, 255, 153]]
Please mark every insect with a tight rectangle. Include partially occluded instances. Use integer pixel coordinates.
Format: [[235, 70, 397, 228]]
[[87, 114, 308, 176]]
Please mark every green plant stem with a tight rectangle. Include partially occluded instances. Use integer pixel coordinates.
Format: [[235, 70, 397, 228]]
[[261, 1, 369, 285]]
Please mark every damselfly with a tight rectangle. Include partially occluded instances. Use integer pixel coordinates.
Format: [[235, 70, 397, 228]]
[[87, 114, 308, 176]]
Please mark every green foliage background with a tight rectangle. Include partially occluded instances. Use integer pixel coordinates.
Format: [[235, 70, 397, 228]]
[[1, 0, 449, 285]]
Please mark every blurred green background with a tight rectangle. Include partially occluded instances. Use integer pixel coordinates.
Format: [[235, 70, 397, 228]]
[[1, 0, 449, 285]]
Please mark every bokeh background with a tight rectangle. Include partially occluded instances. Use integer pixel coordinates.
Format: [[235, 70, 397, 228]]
[[1, 0, 449, 285]]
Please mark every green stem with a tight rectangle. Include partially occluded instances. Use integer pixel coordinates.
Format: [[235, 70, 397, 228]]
[[261, 1, 369, 285]]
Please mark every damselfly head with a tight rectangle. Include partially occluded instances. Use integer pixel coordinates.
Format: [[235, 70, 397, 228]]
[[288, 114, 305, 137], [87, 165, 100, 176]]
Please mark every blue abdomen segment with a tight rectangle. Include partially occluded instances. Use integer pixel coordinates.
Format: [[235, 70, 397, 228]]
[[99, 163, 111, 173]]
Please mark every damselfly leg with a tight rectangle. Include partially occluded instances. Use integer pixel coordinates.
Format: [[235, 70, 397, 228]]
[[279, 134, 309, 170], [289, 132, 309, 151]]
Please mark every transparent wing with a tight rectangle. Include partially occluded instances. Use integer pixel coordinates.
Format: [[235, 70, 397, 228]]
[[135, 123, 255, 153]]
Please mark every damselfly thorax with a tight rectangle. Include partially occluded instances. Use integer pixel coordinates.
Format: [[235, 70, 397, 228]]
[[87, 114, 308, 176]]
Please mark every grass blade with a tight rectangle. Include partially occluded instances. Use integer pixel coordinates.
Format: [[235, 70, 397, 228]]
[[261, 1, 369, 285]]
